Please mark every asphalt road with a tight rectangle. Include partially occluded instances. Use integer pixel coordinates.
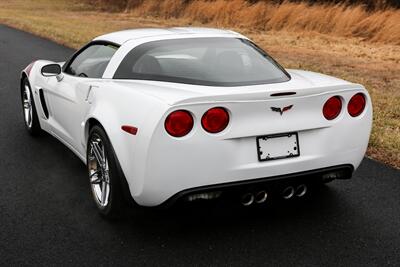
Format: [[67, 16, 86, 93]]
[[0, 24, 399, 266]]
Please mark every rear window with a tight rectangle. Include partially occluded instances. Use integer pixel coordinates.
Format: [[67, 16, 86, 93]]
[[114, 37, 290, 86]]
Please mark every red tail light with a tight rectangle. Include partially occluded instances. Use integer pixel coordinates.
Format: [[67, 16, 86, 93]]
[[348, 93, 366, 117], [201, 107, 229, 133], [165, 110, 194, 137], [323, 96, 342, 120]]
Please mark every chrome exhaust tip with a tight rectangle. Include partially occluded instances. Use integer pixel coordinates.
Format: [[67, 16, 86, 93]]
[[282, 186, 295, 200], [295, 184, 307, 197], [241, 193, 254, 206], [255, 191, 268, 204]]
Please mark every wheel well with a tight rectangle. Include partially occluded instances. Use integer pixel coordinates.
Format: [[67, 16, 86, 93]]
[[85, 117, 136, 206], [86, 118, 102, 142], [20, 72, 28, 90]]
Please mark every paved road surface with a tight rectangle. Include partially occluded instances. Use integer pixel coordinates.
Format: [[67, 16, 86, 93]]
[[0, 25, 399, 266]]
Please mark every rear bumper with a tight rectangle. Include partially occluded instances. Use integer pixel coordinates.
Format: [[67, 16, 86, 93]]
[[133, 129, 369, 206], [160, 164, 353, 208]]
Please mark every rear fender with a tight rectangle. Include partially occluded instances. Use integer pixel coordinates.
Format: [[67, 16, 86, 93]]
[[83, 87, 170, 199]]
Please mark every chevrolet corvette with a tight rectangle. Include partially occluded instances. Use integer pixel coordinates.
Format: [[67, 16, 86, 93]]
[[20, 27, 372, 217]]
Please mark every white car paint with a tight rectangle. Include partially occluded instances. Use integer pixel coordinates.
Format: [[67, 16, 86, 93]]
[[23, 27, 372, 206]]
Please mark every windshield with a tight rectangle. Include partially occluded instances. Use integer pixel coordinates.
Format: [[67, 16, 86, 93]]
[[114, 37, 290, 86]]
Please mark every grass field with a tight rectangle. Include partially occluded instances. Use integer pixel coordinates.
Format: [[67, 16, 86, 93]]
[[107, 0, 400, 45], [0, 0, 399, 168]]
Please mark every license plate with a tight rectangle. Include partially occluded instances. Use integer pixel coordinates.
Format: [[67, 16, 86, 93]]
[[256, 133, 300, 161]]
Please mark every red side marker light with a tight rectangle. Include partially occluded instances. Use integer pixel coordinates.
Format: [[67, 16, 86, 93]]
[[121, 125, 138, 135]]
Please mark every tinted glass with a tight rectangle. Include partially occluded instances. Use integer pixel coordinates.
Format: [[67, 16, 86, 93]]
[[65, 44, 118, 78], [114, 38, 290, 86]]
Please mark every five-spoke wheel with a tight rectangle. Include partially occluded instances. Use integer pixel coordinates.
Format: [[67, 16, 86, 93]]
[[88, 134, 111, 207], [87, 125, 127, 218]]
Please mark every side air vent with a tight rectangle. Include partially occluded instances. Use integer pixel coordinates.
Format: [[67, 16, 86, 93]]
[[38, 89, 49, 119]]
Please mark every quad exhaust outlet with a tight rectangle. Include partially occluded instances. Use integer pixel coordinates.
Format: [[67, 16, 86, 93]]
[[241, 184, 308, 206]]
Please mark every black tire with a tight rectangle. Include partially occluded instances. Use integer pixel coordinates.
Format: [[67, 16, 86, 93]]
[[87, 125, 128, 219], [21, 77, 42, 136]]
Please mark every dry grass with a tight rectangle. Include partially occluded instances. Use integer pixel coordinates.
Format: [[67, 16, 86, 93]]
[[0, 0, 399, 168], [115, 0, 400, 45], [94, 0, 400, 11]]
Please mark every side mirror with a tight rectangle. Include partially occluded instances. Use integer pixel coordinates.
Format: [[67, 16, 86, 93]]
[[41, 64, 61, 77]]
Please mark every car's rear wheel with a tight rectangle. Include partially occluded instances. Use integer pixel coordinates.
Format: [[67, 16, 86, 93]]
[[21, 77, 41, 135], [87, 125, 127, 218]]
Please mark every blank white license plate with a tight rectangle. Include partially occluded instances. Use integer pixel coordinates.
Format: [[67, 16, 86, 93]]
[[256, 133, 300, 161]]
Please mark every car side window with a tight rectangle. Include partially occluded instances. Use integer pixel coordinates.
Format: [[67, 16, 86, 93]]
[[65, 43, 118, 78]]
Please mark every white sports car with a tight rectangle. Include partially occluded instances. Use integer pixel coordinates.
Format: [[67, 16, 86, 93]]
[[20, 27, 372, 217]]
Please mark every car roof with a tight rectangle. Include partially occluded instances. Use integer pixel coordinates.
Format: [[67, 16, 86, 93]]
[[93, 27, 243, 45]]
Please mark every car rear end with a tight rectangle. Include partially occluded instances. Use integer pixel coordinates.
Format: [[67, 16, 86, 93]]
[[110, 35, 372, 206], [133, 82, 372, 206]]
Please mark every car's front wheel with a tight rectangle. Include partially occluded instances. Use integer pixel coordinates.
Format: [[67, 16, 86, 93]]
[[21, 77, 41, 135], [87, 125, 127, 218]]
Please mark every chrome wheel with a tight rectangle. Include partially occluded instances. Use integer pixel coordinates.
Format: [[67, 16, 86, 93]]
[[22, 84, 33, 128], [88, 134, 110, 207]]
